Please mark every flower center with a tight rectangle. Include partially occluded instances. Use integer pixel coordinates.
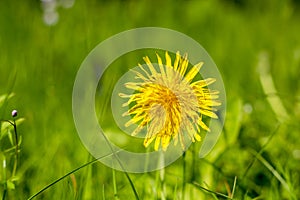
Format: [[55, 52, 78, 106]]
[[146, 83, 180, 114]]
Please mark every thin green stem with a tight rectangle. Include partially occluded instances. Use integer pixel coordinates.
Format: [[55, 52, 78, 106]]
[[112, 169, 118, 199], [27, 151, 121, 200], [12, 119, 18, 177], [2, 190, 6, 200], [190, 181, 232, 199], [159, 151, 166, 199], [118, 161, 139, 200], [231, 176, 237, 199], [249, 149, 294, 198], [2, 158, 7, 200], [182, 151, 186, 200], [102, 184, 106, 200], [191, 144, 196, 182], [0, 118, 18, 200], [242, 123, 280, 179], [100, 131, 140, 200]]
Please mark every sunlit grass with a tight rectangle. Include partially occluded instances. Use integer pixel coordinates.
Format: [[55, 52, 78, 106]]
[[0, 0, 300, 199]]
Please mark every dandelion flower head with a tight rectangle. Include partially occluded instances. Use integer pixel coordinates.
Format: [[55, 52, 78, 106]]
[[119, 51, 221, 151]]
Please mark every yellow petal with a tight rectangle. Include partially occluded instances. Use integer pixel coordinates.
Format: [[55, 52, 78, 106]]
[[143, 56, 157, 77], [173, 133, 179, 146], [132, 124, 144, 136], [156, 53, 166, 81], [165, 51, 172, 66], [119, 93, 131, 98], [124, 82, 142, 90], [173, 51, 181, 71], [165, 51, 174, 81], [125, 114, 145, 127], [131, 69, 149, 81], [127, 104, 142, 114], [197, 119, 211, 132], [184, 120, 197, 141], [194, 133, 201, 141], [179, 53, 189, 76], [144, 135, 156, 148], [138, 63, 153, 80], [154, 136, 161, 151], [199, 109, 218, 118], [161, 134, 171, 151], [203, 94, 220, 100], [202, 100, 222, 106], [179, 132, 185, 150], [185, 62, 203, 83]]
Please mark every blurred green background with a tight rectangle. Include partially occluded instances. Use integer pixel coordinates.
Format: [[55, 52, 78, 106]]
[[1, 0, 300, 199]]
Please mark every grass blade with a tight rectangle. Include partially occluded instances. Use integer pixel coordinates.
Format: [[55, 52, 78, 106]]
[[249, 149, 291, 194], [27, 150, 122, 200]]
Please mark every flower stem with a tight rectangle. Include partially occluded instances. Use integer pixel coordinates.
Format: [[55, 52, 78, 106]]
[[112, 169, 119, 199], [27, 156, 101, 200], [12, 119, 18, 177], [182, 151, 186, 200], [2, 190, 7, 200], [2, 158, 7, 200], [100, 131, 140, 200]]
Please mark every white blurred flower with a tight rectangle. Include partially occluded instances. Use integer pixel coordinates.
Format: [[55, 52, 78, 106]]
[[60, 0, 75, 8], [12, 109, 18, 118], [41, 0, 75, 26], [293, 149, 300, 160], [243, 103, 253, 114], [43, 11, 59, 26]]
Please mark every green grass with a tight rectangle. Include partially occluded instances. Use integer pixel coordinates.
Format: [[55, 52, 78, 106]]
[[1, 0, 300, 199]]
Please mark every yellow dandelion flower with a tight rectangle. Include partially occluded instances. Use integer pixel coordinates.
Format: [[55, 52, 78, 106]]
[[119, 51, 221, 151]]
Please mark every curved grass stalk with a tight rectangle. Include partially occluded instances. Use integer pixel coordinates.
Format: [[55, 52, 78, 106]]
[[27, 147, 140, 200], [249, 149, 297, 200], [99, 132, 140, 200], [27, 156, 100, 200], [27, 149, 123, 200], [190, 181, 232, 199]]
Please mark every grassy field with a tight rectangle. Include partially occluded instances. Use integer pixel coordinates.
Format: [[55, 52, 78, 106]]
[[1, 0, 300, 199]]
